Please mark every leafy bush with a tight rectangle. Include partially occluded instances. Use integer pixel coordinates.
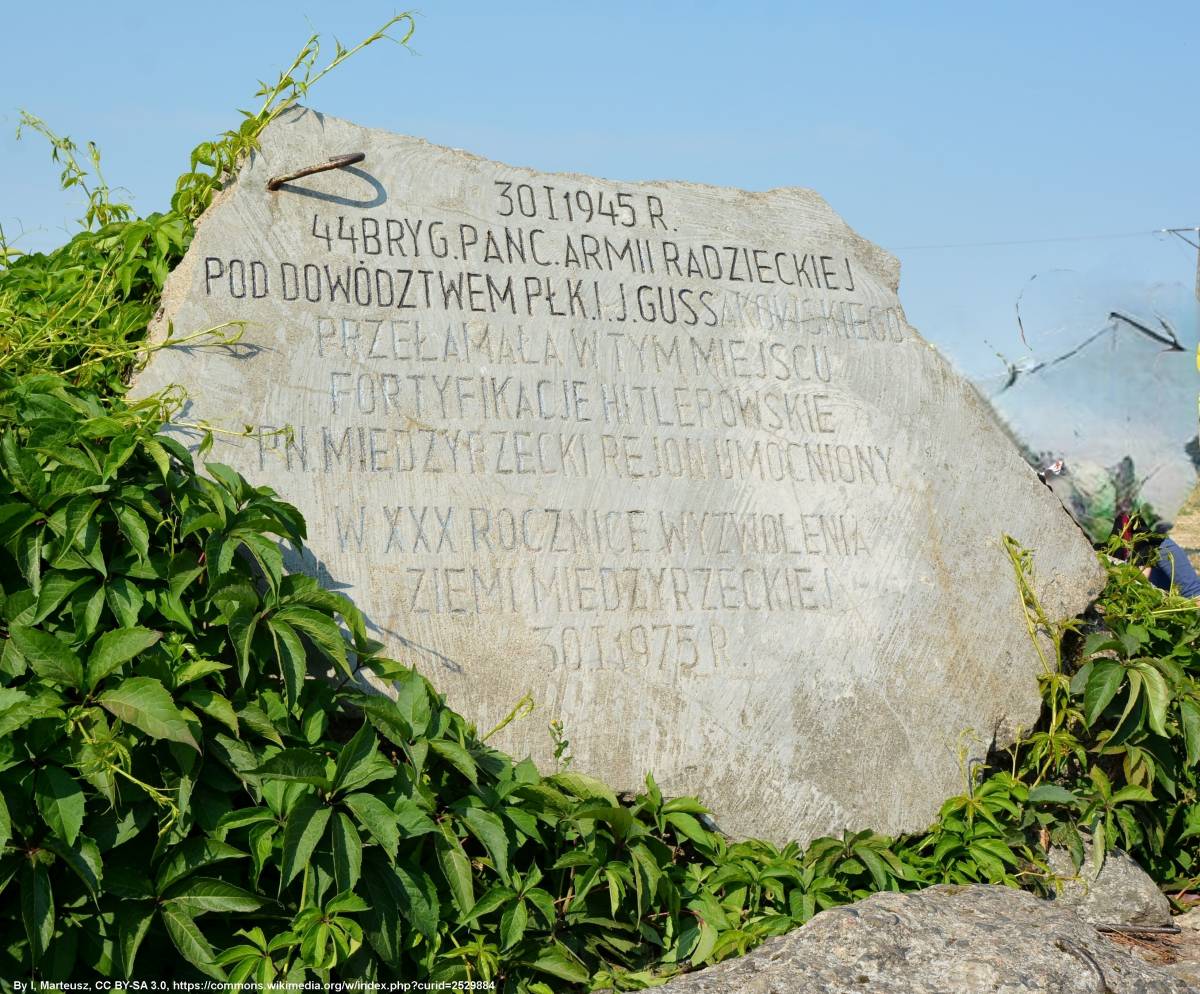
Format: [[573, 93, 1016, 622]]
[[1011, 540, 1200, 890], [0, 372, 789, 986], [2, 16, 1199, 991], [0, 374, 947, 987]]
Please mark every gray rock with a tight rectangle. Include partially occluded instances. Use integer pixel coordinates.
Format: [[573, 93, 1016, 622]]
[[130, 106, 1104, 844], [1049, 843, 1172, 927], [654, 884, 1199, 993], [1164, 913, 1200, 986], [1175, 908, 1200, 931]]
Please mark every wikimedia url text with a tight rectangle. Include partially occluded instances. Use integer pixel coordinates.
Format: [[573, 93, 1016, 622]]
[[8, 983, 496, 992]]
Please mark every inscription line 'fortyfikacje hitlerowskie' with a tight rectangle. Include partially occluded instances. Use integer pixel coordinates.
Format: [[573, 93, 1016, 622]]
[[130, 107, 1103, 843]]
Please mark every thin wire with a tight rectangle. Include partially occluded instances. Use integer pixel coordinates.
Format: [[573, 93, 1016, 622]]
[[888, 230, 1159, 251], [1166, 229, 1200, 250]]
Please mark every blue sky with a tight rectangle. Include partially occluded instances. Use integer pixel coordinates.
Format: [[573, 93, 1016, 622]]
[[1, 1, 1197, 378]]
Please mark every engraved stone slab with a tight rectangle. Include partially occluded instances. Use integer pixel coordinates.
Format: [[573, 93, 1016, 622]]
[[132, 107, 1103, 843]]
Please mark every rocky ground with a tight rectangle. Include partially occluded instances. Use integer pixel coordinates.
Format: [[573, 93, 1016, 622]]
[[652, 884, 1200, 993], [1116, 913, 1200, 987]]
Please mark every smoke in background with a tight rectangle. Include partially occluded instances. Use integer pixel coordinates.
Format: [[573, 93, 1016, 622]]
[[976, 269, 1199, 539]]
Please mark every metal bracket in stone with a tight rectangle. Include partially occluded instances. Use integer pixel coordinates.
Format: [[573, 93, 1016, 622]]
[[266, 153, 366, 191]]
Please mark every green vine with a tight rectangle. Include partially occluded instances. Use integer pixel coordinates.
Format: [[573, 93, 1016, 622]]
[[1, 16, 1198, 990]]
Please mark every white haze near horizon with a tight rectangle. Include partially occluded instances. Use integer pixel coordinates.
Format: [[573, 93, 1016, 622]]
[[978, 269, 1199, 522]]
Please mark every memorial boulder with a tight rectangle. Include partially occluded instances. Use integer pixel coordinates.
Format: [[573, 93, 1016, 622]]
[[131, 107, 1103, 843]]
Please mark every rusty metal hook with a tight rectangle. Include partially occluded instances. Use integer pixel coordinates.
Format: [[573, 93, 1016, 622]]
[[266, 152, 366, 192]]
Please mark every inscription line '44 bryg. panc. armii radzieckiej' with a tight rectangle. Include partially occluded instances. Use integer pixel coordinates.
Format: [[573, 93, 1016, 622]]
[[131, 107, 1103, 844]]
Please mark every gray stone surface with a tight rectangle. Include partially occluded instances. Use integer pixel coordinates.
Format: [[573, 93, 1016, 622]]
[[1049, 843, 1173, 927], [1167, 912, 1200, 986], [1176, 908, 1200, 931], [131, 107, 1104, 843], [652, 885, 1199, 994]]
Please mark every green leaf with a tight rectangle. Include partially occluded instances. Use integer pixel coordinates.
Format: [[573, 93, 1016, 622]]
[[71, 580, 106, 640], [211, 580, 260, 622], [1027, 783, 1082, 806], [331, 812, 362, 893], [436, 821, 475, 915], [174, 658, 229, 686], [0, 687, 60, 736], [1180, 804, 1200, 843], [393, 797, 437, 838], [0, 792, 10, 852], [41, 835, 101, 912], [662, 796, 710, 816], [1090, 765, 1114, 801], [215, 808, 275, 832], [573, 803, 635, 841], [238, 531, 283, 591], [105, 577, 144, 627], [430, 739, 478, 784], [344, 792, 399, 861], [248, 824, 275, 888], [971, 837, 1018, 867], [324, 891, 368, 916], [1110, 784, 1156, 805], [2, 432, 46, 503], [461, 807, 511, 882], [500, 899, 528, 951], [463, 885, 517, 922], [86, 626, 161, 689], [14, 527, 43, 594], [281, 794, 331, 886], [142, 436, 172, 478], [157, 838, 247, 891], [252, 749, 331, 787], [665, 811, 711, 845], [57, 496, 104, 573], [182, 688, 239, 735], [0, 685, 28, 714], [35, 764, 86, 846], [227, 609, 259, 684], [1136, 663, 1170, 737], [95, 777, 144, 849], [31, 570, 89, 624], [163, 877, 265, 914], [392, 668, 432, 736], [393, 859, 439, 940], [269, 618, 307, 710], [10, 624, 83, 687], [1115, 669, 1144, 736], [360, 693, 417, 748], [236, 702, 283, 746], [854, 845, 891, 890], [690, 921, 718, 965], [1084, 660, 1124, 726], [332, 720, 379, 793], [0, 501, 34, 544], [160, 903, 226, 980], [524, 887, 557, 928], [524, 941, 590, 984], [117, 904, 156, 976], [20, 861, 54, 966], [548, 771, 619, 806], [271, 605, 350, 677], [361, 854, 405, 962], [181, 509, 224, 540], [209, 734, 264, 791], [114, 504, 151, 560], [1182, 700, 1200, 767], [99, 676, 198, 750]]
